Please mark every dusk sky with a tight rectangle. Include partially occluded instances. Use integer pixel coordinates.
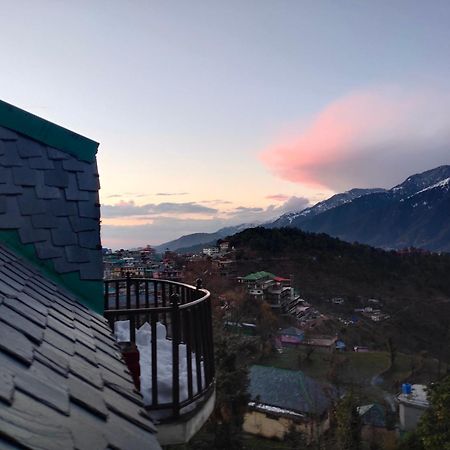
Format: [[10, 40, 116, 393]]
[[2, 1, 450, 248]]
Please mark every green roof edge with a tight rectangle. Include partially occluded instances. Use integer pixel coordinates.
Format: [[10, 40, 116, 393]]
[[0, 229, 103, 314], [0, 100, 99, 162]]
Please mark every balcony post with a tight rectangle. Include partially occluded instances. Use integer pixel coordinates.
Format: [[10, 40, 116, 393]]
[[126, 273, 131, 309], [171, 293, 180, 417]]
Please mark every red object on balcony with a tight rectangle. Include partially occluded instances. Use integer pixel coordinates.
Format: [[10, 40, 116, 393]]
[[122, 344, 141, 390]]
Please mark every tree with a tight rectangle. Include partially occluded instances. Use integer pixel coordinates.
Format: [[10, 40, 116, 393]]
[[211, 331, 250, 450], [334, 393, 362, 450], [386, 336, 397, 367], [415, 375, 450, 449]]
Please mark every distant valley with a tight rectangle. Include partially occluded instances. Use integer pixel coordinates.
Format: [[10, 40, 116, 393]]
[[157, 165, 450, 253]]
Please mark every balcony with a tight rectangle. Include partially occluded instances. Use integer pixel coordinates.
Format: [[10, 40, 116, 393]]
[[103, 276, 215, 445]]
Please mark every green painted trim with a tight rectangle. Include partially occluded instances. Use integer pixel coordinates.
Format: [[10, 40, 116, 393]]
[[0, 230, 103, 314], [0, 100, 99, 162]]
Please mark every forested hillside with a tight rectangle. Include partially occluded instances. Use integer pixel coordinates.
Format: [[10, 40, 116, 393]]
[[229, 227, 450, 357]]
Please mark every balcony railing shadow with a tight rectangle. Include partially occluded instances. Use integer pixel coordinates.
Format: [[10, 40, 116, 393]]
[[104, 276, 215, 422]]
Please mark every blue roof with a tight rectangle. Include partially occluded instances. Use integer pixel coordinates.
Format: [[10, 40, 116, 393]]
[[248, 365, 334, 415]]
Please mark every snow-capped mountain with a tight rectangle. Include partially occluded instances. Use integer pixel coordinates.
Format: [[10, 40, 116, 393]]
[[269, 188, 386, 228], [274, 165, 450, 252]]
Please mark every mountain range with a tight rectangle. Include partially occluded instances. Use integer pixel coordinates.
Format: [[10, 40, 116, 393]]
[[156, 165, 450, 253]]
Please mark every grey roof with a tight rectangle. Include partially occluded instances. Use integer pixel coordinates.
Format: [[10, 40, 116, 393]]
[[248, 365, 334, 416], [0, 243, 161, 450], [0, 126, 102, 280]]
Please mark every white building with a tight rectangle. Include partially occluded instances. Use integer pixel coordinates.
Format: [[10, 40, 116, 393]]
[[397, 384, 429, 431]]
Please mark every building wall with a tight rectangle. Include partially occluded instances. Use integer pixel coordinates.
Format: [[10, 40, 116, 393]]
[[399, 403, 427, 432], [243, 410, 329, 442], [243, 411, 306, 440]]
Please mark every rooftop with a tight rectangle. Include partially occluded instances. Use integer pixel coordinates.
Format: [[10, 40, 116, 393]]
[[248, 365, 334, 416], [0, 243, 160, 449]]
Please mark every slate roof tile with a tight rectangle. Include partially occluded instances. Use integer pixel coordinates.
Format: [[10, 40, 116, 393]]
[[50, 217, 78, 245], [31, 213, 58, 229], [47, 147, 69, 160], [78, 200, 101, 218], [0, 304, 44, 343], [70, 355, 103, 389], [44, 327, 75, 356], [77, 170, 101, 191], [16, 138, 44, 158], [49, 308, 74, 329], [34, 240, 65, 259], [23, 285, 52, 306], [44, 168, 69, 188], [69, 216, 98, 232], [1, 271, 25, 291], [74, 329, 97, 351], [53, 257, 82, 274], [66, 173, 90, 200], [0, 279, 19, 298], [68, 374, 108, 419], [12, 166, 37, 186], [105, 412, 160, 450], [65, 245, 91, 263], [28, 155, 54, 169], [0, 143, 23, 167], [103, 387, 156, 433], [78, 230, 101, 249], [17, 187, 47, 215], [62, 158, 89, 172], [0, 174, 23, 194], [15, 369, 70, 415], [34, 342, 70, 377], [48, 198, 78, 216], [3, 297, 47, 328], [0, 322, 34, 366], [0, 391, 75, 450], [101, 367, 142, 404], [15, 291, 48, 316], [18, 221, 50, 244], [74, 341, 98, 366], [68, 403, 109, 450], [0, 305, 44, 344], [0, 366, 15, 405]]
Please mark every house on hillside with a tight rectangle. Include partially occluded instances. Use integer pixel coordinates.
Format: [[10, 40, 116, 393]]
[[358, 404, 396, 447], [238, 271, 292, 309], [0, 100, 215, 448], [243, 365, 335, 441], [278, 326, 305, 346]]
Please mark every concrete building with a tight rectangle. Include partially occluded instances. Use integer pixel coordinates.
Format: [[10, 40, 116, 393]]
[[397, 384, 429, 432]]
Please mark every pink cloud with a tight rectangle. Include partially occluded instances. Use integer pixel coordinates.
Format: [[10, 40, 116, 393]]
[[260, 87, 450, 190]]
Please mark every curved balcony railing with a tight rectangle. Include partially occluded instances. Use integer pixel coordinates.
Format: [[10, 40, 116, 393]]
[[103, 276, 214, 420]]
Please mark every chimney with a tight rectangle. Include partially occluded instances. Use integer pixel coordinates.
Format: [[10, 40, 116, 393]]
[[0, 100, 103, 312]]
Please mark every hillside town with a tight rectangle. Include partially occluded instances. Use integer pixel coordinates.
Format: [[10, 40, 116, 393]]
[[102, 237, 441, 449]]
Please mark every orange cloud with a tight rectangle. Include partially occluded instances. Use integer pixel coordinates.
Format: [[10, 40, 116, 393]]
[[260, 87, 450, 190]]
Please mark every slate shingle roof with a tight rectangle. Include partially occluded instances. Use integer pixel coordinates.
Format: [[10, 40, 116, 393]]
[[248, 365, 334, 416], [0, 243, 161, 450], [0, 126, 101, 280]]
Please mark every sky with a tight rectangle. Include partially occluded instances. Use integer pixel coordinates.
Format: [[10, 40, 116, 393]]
[[2, 1, 450, 248]]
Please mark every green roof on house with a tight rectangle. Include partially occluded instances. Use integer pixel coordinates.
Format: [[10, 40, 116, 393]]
[[242, 271, 277, 282]]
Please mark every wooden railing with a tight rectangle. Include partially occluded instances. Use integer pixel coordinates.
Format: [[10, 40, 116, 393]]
[[103, 276, 214, 419]]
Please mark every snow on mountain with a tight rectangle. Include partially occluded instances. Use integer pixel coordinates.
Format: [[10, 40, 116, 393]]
[[269, 188, 386, 228]]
